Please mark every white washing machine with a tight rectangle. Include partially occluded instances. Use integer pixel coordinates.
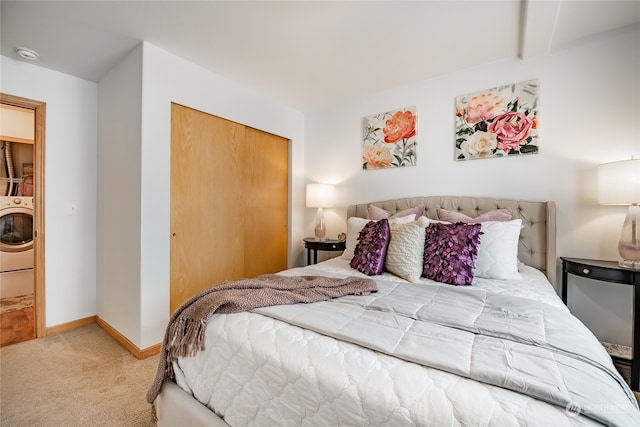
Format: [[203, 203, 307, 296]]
[[0, 196, 34, 298]]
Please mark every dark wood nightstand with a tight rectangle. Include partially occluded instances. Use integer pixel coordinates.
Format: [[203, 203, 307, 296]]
[[561, 257, 640, 391], [303, 238, 346, 265]]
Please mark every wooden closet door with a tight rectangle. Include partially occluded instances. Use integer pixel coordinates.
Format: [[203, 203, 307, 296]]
[[170, 104, 245, 313], [243, 127, 288, 278], [170, 104, 288, 314]]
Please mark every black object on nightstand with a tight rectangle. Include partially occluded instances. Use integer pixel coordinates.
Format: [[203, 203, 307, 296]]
[[303, 238, 346, 265], [561, 257, 640, 391]]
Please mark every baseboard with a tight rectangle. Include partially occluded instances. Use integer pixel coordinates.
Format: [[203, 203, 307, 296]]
[[45, 315, 96, 335], [44, 315, 161, 359], [95, 316, 161, 359]]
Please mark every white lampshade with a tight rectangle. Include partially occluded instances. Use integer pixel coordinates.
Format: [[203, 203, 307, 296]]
[[598, 159, 640, 205], [306, 183, 334, 208]]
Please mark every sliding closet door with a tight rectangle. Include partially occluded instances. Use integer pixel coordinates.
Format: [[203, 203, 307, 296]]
[[243, 127, 288, 278], [170, 104, 288, 314]]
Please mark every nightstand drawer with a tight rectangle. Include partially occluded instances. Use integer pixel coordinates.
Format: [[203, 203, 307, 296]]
[[565, 260, 634, 284], [303, 238, 345, 252]]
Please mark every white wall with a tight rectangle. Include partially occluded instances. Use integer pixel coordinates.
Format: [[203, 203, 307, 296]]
[[0, 56, 98, 327], [304, 25, 640, 346], [97, 45, 143, 343], [112, 43, 306, 349]]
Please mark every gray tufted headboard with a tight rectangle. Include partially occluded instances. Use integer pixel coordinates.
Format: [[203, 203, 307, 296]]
[[347, 196, 557, 285]]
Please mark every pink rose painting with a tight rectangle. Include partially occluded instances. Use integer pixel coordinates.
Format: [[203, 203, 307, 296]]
[[362, 106, 417, 169], [455, 80, 538, 160]]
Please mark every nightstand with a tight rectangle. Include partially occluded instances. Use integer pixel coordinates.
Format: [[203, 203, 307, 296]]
[[303, 238, 346, 265], [561, 257, 640, 391]]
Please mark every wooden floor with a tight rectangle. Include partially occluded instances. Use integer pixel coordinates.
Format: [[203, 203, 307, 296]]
[[0, 294, 35, 347]]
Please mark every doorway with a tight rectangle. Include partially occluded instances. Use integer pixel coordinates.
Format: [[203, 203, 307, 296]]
[[0, 93, 46, 345]]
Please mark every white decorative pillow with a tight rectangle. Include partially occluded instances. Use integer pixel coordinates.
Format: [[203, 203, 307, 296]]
[[342, 217, 371, 260], [342, 215, 415, 260], [474, 219, 522, 280], [384, 216, 430, 282]]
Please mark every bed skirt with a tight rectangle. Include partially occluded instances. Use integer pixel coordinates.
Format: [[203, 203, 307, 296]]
[[157, 381, 230, 427]]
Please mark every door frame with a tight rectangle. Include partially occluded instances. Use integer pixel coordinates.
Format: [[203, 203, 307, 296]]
[[1, 93, 46, 338]]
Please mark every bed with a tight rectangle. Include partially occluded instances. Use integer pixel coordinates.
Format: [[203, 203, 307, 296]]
[[149, 196, 640, 427]]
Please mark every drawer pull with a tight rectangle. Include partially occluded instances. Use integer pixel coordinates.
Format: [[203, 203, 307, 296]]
[[582, 268, 591, 275], [332, 245, 337, 249]]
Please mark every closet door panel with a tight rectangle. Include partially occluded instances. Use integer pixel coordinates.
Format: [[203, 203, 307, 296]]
[[243, 127, 288, 277], [170, 104, 245, 314]]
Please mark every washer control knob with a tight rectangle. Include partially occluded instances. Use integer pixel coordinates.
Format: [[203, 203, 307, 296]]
[[12, 198, 22, 205]]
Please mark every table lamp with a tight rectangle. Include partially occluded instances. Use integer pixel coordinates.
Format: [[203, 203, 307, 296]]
[[598, 159, 640, 268], [306, 183, 334, 241]]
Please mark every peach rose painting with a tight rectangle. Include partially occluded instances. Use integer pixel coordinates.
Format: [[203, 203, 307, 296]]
[[455, 80, 539, 161], [362, 106, 417, 169]]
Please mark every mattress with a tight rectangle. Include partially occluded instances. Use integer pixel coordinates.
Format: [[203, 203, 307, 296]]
[[170, 259, 639, 426]]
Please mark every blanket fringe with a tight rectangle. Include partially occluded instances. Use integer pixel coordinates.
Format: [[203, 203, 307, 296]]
[[166, 318, 208, 362], [151, 401, 158, 423]]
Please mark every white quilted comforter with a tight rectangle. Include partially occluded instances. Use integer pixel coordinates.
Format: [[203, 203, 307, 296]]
[[173, 259, 639, 426]]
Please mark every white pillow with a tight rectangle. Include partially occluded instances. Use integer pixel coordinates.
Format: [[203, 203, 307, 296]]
[[384, 217, 430, 282], [342, 217, 370, 260], [474, 219, 522, 280], [342, 215, 415, 260]]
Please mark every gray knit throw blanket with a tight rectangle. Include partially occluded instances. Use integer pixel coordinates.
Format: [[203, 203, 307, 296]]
[[147, 274, 377, 405]]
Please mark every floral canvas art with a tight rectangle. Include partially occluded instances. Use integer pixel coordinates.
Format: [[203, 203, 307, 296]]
[[362, 106, 416, 169], [455, 79, 538, 161]]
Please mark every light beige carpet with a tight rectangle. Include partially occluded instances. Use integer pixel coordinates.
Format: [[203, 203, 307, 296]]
[[0, 323, 159, 426]]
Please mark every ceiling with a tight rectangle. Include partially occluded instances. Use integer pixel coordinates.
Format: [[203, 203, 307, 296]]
[[1, 1, 639, 112]]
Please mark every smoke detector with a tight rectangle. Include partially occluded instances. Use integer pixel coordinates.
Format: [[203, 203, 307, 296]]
[[15, 46, 39, 61]]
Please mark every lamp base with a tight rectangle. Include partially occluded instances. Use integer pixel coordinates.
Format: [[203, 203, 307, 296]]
[[314, 233, 327, 242], [314, 207, 326, 241], [617, 204, 640, 270], [619, 260, 640, 270]]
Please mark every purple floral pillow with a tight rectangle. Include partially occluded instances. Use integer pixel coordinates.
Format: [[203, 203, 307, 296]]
[[422, 222, 483, 286], [350, 219, 391, 276]]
